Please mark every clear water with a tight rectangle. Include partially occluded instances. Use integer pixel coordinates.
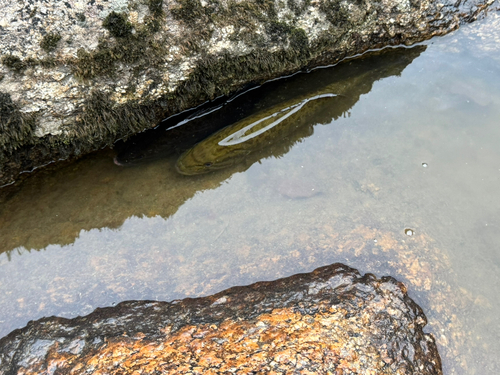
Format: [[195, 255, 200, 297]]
[[1, 11, 500, 374]]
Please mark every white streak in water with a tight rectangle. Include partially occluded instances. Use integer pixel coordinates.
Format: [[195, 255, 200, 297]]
[[218, 93, 338, 146]]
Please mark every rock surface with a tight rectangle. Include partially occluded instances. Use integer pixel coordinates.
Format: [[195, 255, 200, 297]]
[[0, 0, 494, 185], [0, 263, 442, 374]]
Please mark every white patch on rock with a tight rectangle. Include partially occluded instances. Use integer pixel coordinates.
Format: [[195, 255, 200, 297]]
[[297, 6, 331, 40], [207, 25, 235, 54], [206, 25, 251, 55], [136, 4, 150, 23], [34, 115, 64, 137], [166, 59, 196, 90], [99, 0, 131, 18], [276, 5, 295, 22]]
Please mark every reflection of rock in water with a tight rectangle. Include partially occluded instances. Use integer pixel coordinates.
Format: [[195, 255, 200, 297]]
[[175, 47, 427, 175], [118, 46, 426, 172], [0, 263, 442, 375], [113, 86, 262, 167], [0, 46, 425, 254], [175, 93, 338, 175]]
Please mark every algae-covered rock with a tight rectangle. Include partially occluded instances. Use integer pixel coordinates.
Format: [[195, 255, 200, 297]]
[[0, 0, 493, 185], [0, 263, 441, 374]]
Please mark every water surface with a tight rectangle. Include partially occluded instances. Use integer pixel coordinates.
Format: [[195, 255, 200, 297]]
[[1, 12, 500, 374]]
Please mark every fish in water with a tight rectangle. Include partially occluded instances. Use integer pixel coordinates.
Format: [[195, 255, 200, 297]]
[[175, 93, 338, 175]]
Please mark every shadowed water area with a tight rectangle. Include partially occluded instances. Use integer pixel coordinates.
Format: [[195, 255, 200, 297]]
[[1, 11, 500, 374]]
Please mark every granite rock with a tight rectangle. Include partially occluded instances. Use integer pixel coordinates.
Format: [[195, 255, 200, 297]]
[[0, 263, 442, 374]]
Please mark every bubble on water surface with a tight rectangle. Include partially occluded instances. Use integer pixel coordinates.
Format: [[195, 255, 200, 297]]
[[422, 163, 428, 168], [405, 228, 415, 236]]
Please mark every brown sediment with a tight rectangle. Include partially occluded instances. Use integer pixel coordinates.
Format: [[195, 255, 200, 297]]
[[0, 263, 442, 374]]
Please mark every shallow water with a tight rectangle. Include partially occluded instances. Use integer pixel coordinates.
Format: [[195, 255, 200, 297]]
[[1, 11, 500, 374]]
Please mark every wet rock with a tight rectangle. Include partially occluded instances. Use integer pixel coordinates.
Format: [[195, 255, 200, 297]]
[[0, 263, 442, 374], [0, 0, 494, 186]]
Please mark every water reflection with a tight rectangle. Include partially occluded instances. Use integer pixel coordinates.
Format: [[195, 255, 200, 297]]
[[0, 47, 424, 254], [175, 93, 340, 175]]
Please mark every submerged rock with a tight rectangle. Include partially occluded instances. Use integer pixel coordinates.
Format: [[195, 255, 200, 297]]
[[0, 263, 442, 374], [0, 0, 495, 185]]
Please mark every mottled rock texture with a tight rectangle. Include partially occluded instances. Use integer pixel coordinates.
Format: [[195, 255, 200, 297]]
[[0, 0, 493, 185], [0, 263, 441, 374]]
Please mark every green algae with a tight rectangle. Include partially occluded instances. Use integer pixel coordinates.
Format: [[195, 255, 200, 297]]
[[0, 93, 36, 155], [103, 12, 133, 38], [40, 33, 62, 53], [148, 0, 164, 16], [1, 55, 27, 73], [319, 0, 350, 26], [70, 91, 156, 147], [287, 0, 312, 17], [171, 0, 208, 24], [289, 27, 309, 56], [144, 0, 164, 32], [72, 32, 165, 79], [76, 12, 86, 22], [74, 44, 117, 79]]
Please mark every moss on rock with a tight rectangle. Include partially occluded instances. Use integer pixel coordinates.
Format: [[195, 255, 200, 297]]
[[287, 0, 312, 17], [71, 6, 168, 81], [171, 0, 208, 25], [72, 30, 166, 80], [74, 44, 117, 79], [75, 12, 86, 22], [74, 91, 156, 142], [290, 27, 310, 57], [40, 33, 62, 53], [1, 55, 27, 73], [320, 0, 350, 26], [148, 0, 164, 16], [102, 11, 133, 38], [0, 93, 36, 155]]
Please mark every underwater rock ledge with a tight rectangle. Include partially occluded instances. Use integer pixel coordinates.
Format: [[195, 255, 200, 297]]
[[0, 0, 493, 185], [0, 263, 442, 374]]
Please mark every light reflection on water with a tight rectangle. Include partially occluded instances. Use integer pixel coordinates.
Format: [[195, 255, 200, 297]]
[[1, 12, 500, 374]]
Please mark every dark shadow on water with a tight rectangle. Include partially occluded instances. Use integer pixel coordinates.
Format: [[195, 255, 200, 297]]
[[0, 46, 425, 255]]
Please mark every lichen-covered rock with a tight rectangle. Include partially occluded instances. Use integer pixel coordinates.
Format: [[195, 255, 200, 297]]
[[0, 0, 494, 185], [0, 263, 442, 374]]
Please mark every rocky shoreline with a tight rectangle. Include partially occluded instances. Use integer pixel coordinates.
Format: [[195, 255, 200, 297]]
[[0, 0, 494, 186]]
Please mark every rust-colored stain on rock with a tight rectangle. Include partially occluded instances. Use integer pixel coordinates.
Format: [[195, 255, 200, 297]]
[[2, 264, 441, 374]]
